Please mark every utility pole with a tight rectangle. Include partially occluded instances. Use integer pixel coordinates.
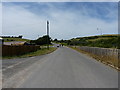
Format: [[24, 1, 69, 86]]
[[47, 20, 49, 49]]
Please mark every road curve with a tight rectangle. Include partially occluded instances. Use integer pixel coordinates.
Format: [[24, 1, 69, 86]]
[[3, 46, 118, 88]]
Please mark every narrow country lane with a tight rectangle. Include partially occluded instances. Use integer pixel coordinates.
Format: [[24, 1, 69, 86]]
[[3, 47, 118, 88]]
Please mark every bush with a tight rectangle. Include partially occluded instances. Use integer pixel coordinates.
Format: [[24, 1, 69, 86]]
[[30, 35, 51, 45]]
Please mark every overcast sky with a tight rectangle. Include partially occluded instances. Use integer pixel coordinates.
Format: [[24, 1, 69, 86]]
[[2, 2, 118, 40]]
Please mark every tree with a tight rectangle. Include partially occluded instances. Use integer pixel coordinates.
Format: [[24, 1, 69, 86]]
[[18, 35, 23, 38], [30, 35, 51, 45], [54, 39, 58, 42]]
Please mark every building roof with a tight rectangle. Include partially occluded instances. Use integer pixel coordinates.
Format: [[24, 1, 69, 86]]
[[0, 37, 3, 40]]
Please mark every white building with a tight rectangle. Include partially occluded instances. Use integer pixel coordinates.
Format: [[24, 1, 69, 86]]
[[0, 37, 3, 45]]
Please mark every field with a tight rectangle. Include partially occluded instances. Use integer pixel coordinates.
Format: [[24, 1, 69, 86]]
[[3, 37, 30, 42], [68, 34, 119, 49]]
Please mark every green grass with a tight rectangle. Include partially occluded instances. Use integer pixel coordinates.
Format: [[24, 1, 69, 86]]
[[3, 38, 30, 42], [2, 47, 57, 59], [68, 34, 118, 49]]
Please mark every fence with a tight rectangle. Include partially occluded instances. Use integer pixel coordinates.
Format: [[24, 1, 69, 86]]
[[2, 45, 40, 57], [77, 46, 119, 69]]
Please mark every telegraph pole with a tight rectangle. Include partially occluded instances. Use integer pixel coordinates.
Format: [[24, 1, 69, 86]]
[[47, 20, 49, 49]]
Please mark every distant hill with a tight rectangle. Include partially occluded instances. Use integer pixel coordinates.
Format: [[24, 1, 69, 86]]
[[67, 34, 119, 49], [3, 37, 30, 42]]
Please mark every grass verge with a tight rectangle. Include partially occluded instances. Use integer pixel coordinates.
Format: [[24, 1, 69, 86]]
[[69, 46, 119, 71], [2, 47, 57, 59]]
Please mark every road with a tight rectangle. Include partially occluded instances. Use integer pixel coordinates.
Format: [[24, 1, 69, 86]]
[[2, 46, 118, 88]]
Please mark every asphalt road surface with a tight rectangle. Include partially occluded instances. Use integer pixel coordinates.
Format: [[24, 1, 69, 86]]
[[3, 47, 118, 88]]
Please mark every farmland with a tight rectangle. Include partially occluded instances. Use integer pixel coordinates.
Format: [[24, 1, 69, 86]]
[[3, 37, 30, 42], [63, 34, 119, 49]]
